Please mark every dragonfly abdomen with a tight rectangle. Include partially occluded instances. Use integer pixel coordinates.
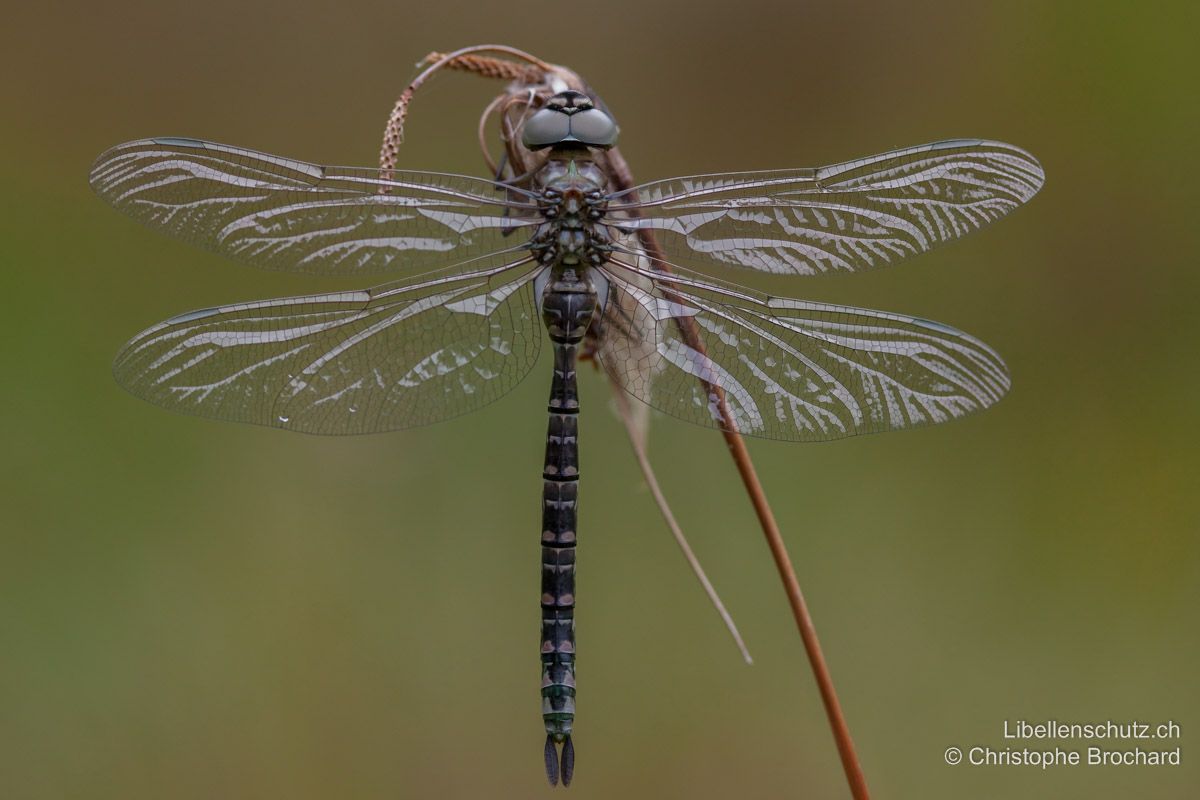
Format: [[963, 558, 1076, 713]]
[[538, 266, 597, 787]]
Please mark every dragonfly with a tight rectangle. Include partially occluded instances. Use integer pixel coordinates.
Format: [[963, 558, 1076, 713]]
[[90, 89, 1043, 787]]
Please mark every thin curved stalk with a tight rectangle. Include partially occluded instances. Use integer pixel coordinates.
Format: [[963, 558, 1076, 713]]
[[608, 372, 753, 665]]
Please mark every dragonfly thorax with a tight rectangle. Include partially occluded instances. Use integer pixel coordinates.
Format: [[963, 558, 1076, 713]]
[[530, 156, 612, 269]]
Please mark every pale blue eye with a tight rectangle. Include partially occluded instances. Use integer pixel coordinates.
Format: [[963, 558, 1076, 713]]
[[569, 109, 618, 147], [522, 109, 571, 150]]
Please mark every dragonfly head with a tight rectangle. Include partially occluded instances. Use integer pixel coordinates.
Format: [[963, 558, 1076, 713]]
[[522, 90, 619, 151]]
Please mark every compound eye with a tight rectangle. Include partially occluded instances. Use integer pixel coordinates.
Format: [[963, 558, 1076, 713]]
[[568, 109, 619, 148], [522, 108, 571, 150]]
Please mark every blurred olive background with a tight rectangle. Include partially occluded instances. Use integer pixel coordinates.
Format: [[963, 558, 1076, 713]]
[[2, 2, 1197, 798]]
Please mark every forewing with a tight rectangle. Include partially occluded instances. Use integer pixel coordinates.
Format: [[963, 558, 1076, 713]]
[[595, 263, 1010, 442], [606, 139, 1043, 275], [113, 257, 543, 434], [90, 138, 541, 276]]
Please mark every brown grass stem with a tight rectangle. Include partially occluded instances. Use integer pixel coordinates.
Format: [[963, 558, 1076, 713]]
[[608, 373, 753, 665]]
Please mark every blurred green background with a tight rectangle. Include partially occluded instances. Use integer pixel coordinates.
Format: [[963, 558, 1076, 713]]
[[2, 2, 1197, 798]]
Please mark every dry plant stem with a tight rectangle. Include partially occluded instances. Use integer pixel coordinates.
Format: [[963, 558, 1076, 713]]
[[420, 50, 548, 82], [722, 432, 870, 800], [380, 45, 551, 176], [476, 92, 509, 176], [608, 374, 753, 665], [604, 145, 871, 800]]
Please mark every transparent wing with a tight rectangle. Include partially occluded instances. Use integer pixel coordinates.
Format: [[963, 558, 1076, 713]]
[[605, 139, 1043, 276], [90, 138, 542, 276], [594, 260, 1010, 442], [113, 256, 544, 434]]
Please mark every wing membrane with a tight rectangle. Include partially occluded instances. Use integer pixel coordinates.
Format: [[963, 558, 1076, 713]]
[[114, 256, 544, 434], [606, 139, 1043, 276], [90, 138, 541, 276], [595, 261, 1010, 442]]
